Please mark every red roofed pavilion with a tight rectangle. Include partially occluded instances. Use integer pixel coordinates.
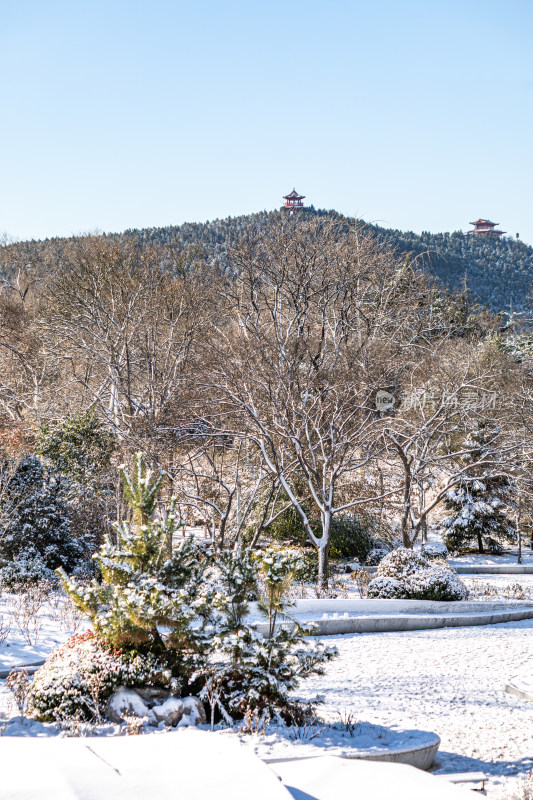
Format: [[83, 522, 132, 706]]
[[468, 218, 505, 236], [283, 189, 305, 215]]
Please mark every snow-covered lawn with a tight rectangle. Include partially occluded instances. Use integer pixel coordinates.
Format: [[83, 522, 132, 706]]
[[292, 620, 533, 798], [449, 548, 533, 567], [464, 574, 533, 598]]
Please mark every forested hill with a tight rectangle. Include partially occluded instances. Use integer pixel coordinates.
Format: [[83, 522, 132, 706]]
[[376, 226, 533, 316], [5, 208, 533, 314]]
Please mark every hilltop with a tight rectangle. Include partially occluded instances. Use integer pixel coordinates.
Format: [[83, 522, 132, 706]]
[[3, 208, 533, 315]]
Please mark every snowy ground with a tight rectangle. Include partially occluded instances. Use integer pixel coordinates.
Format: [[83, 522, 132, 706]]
[[449, 548, 533, 567], [2, 617, 528, 797], [0, 590, 87, 669], [464, 574, 533, 599], [291, 620, 533, 799]]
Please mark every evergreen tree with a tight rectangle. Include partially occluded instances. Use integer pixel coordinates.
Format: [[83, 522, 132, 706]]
[[36, 410, 116, 553], [0, 455, 83, 582], [207, 548, 337, 721], [439, 423, 515, 554], [36, 409, 115, 494], [60, 453, 215, 684]]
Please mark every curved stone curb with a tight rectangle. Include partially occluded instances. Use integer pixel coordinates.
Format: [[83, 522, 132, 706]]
[[452, 565, 533, 575], [0, 659, 45, 679], [264, 734, 440, 771], [253, 606, 533, 636], [504, 675, 533, 701], [342, 736, 440, 770], [360, 564, 533, 575]]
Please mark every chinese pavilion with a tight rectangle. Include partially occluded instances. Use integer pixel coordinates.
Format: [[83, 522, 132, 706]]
[[283, 189, 305, 214], [468, 219, 505, 236]]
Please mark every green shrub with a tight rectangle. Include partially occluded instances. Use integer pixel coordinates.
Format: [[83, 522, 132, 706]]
[[28, 631, 173, 722], [329, 515, 375, 561]]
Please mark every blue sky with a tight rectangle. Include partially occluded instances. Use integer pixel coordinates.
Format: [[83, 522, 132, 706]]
[[1, 0, 532, 242]]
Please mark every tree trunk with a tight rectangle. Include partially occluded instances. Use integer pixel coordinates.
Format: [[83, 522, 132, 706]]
[[318, 544, 329, 594], [477, 531, 484, 554], [516, 495, 522, 565]]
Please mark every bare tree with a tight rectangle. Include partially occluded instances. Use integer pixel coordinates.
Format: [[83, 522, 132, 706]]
[[199, 218, 451, 588], [39, 236, 212, 454], [381, 339, 521, 546]]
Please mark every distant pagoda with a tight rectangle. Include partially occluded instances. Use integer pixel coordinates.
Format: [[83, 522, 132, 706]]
[[468, 218, 505, 237], [283, 189, 305, 215]]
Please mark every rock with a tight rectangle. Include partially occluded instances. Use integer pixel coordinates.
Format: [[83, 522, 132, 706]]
[[178, 696, 206, 726], [135, 687, 175, 705], [105, 688, 155, 724], [105, 687, 206, 727], [151, 697, 186, 726]]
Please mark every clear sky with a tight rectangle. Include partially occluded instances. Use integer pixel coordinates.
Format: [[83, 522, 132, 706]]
[[1, 0, 532, 243]]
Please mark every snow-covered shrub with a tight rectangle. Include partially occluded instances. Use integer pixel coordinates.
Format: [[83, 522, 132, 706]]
[[364, 547, 389, 566], [366, 576, 405, 598], [367, 548, 468, 601], [28, 631, 173, 722], [406, 564, 469, 601], [0, 555, 57, 590], [421, 541, 449, 560], [264, 544, 318, 583], [376, 548, 428, 579]]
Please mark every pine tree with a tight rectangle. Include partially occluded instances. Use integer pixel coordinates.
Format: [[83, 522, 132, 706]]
[[36, 409, 116, 554], [207, 548, 337, 721], [59, 453, 214, 684], [439, 422, 515, 554], [36, 409, 115, 494], [0, 455, 83, 582]]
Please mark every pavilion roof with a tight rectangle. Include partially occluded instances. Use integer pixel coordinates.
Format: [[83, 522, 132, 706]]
[[470, 219, 499, 227], [283, 189, 305, 200]]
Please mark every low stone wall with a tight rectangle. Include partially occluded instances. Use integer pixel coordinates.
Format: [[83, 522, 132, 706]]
[[249, 598, 533, 636], [451, 565, 533, 575]]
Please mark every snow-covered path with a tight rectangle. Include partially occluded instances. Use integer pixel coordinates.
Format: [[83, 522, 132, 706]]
[[300, 620, 533, 797]]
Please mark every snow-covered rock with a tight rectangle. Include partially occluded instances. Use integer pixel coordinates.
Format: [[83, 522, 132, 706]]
[[106, 690, 206, 727], [105, 689, 154, 724], [151, 697, 185, 725], [179, 696, 206, 726]]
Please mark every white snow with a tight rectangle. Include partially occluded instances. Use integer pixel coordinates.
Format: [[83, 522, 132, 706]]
[[273, 756, 475, 800], [0, 569, 532, 798], [0, 591, 88, 670], [233, 720, 438, 762], [290, 619, 533, 798], [0, 729, 291, 800], [449, 549, 533, 567]]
